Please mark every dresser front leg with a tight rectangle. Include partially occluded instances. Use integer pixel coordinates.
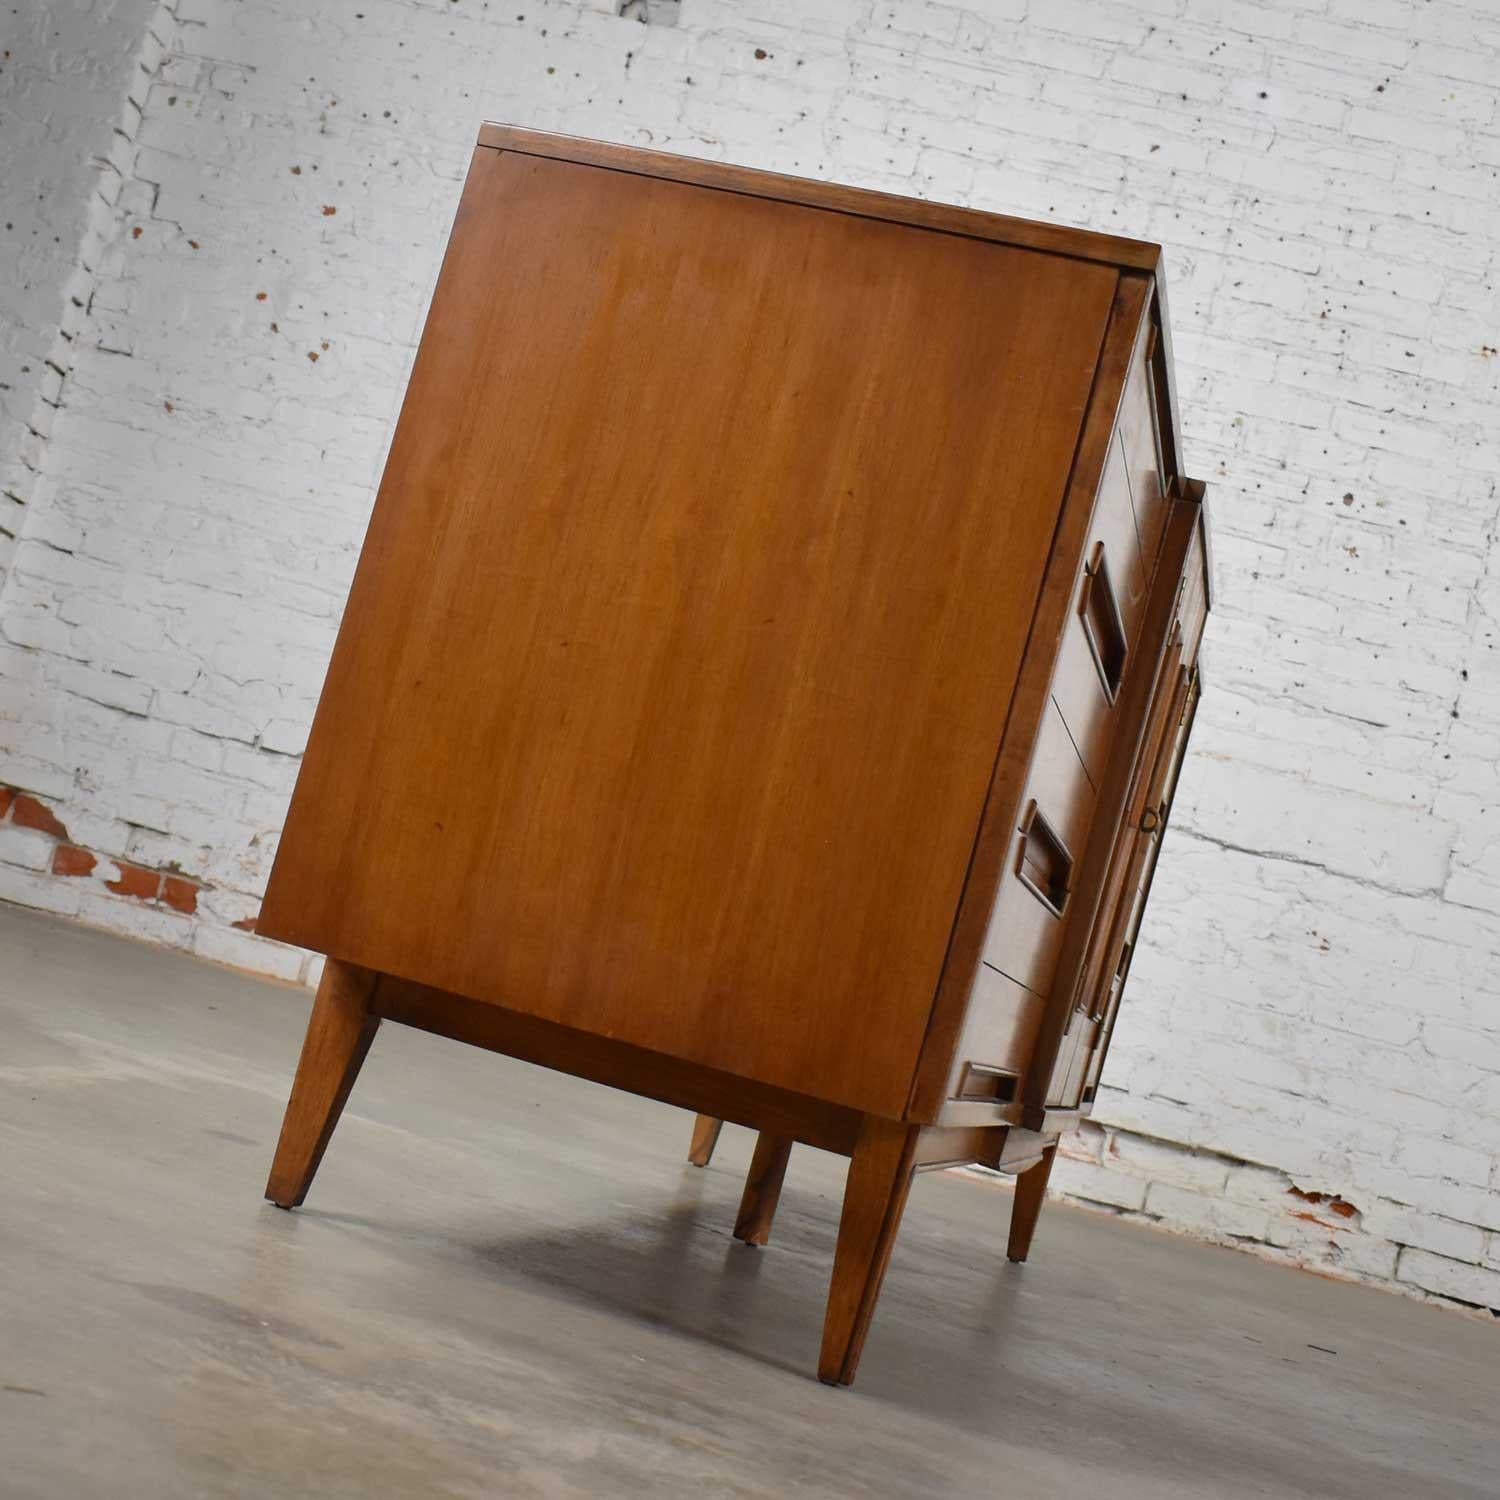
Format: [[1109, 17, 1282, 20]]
[[687, 1114, 724, 1167], [265, 960, 380, 1209], [733, 1133, 793, 1246], [1006, 1141, 1059, 1263], [818, 1117, 919, 1386]]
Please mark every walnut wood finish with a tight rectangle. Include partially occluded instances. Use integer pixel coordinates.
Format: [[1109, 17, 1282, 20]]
[[374, 976, 864, 1156], [259, 127, 1210, 1386], [476, 124, 1163, 271], [906, 274, 1150, 1125], [1081, 662, 1203, 1100], [476, 123, 1194, 509], [733, 1134, 794, 1247], [819, 1117, 920, 1386], [1023, 501, 1207, 1128], [264, 960, 379, 1209], [259, 143, 1116, 1120], [687, 1114, 723, 1168], [1006, 1143, 1059, 1263]]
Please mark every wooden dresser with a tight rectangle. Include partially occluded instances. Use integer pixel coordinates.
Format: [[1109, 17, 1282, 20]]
[[257, 125, 1211, 1387]]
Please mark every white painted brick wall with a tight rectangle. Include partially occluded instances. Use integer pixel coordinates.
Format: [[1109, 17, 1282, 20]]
[[1, 0, 1498, 1318], [0, 0, 166, 583]]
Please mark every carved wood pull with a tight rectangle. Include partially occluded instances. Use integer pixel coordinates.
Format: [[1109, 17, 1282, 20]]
[[954, 1062, 1019, 1104], [1079, 541, 1129, 702], [1016, 801, 1074, 917]]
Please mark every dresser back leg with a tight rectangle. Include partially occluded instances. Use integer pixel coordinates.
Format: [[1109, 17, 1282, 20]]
[[732, 1134, 794, 1246], [686, 1114, 724, 1167], [818, 1117, 920, 1386], [1006, 1141, 1059, 1263], [264, 960, 381, 1209]]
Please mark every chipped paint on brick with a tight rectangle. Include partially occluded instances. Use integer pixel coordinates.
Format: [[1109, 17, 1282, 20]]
[[51, 844, 97, 878], [105, 860, 162, 902], [11, 793, 69, 841], [160, 874, 199, 914]]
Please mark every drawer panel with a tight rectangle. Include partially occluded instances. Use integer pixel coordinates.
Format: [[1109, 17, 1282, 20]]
[[1052, 574, 1137, 791], [1048, 1016, 1097, 1108], [1023, 696, 1095, 855], [1051, 624, 1112, 790], [1141, 664, 1195, 829], [1051, 430, 1151, 788], [1178, 525, 1209, 665], [1081, 849, 1151, 1031], [1117, 331, 1171, 566], [1071, 648, 1203, 1108], [981, 699, 1095, 995], [949, 964, 1046, 1103], [1093, 436, 1150, 638]]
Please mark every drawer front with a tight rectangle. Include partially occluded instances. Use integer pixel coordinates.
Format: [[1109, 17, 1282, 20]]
[[1051, 439, 1149, 787], [1049, 1014, 1098, 1107], [1093, 435, 1151, 637], [1070, 635, 1187, 1032], [1072, 668, 1199, 1105], [1139, 661, 1196, 835], [1051, 623, 1113, 790], [1063, 539, 1206, 1110], [1082, 867, 1154, 1099], [981, 698, 1095, 996], [1117, 328, 1171, 567], [947, 964, 1047, 1106], [1177, 525, 1209, 664]]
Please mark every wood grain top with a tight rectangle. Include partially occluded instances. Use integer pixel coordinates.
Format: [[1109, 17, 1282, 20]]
[[477, 123, 1164, 273]]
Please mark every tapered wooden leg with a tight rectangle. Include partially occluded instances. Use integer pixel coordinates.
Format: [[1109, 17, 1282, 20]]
[[818, 1117, 919, 1386], [733, 1134, 793, 1246], [687, 1114, 724, 1167], [264, 960, 380, 1209], [1006, 1142, 1059, 1263]]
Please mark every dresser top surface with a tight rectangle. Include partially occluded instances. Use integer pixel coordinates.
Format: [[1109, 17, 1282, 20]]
[[478, 123, 1166, 275]]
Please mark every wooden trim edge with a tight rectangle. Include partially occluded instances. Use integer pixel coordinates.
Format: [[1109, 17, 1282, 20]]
[[477, 122, 1163, 274], [372, 973, 864, 1155]]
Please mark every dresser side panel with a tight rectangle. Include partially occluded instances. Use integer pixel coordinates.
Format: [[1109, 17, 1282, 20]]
[[261, 147, 1117, 1118]]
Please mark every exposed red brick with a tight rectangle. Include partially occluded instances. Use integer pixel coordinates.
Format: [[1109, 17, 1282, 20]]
[[1288, 1186, 1357, 1219], [106, 861, 161, 902], [232, 916, 258, 932], [1291, 1210, 1340, 1232], [11, 793, 68, 840], [0, 787, 13, 820], [52, 844, 97, 878], [161, 875, 200, 915]]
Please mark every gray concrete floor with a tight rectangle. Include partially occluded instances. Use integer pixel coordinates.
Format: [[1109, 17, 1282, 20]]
[[1, 905, 1496, 1500]]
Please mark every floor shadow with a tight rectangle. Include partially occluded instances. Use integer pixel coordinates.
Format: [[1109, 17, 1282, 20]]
[[291, 1171, 1494, 1500]]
